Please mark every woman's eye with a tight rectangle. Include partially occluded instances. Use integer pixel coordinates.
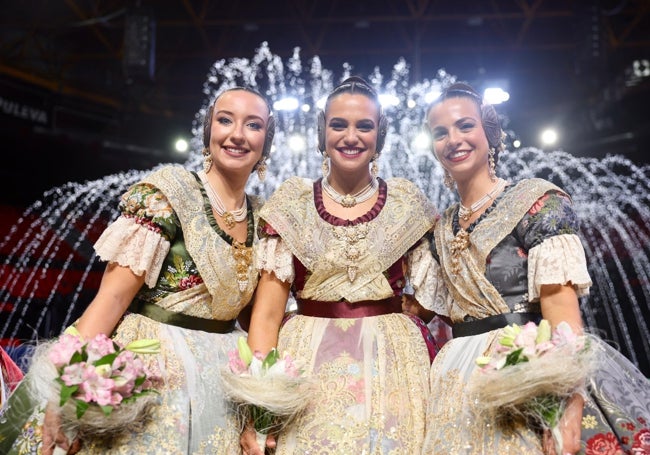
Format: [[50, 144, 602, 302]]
[[357, 122, 374, 132], [329, 121, 346, 131], [460, 122, 475, 131], [432, 129, 447, 140], [216, 117, 232, 125], [247, 121, 262, 131]]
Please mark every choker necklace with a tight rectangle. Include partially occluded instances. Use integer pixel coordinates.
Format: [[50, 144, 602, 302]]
[[458, 178, 507, 222], [321, 177, 379, 208], [199, 171, 247, 229]]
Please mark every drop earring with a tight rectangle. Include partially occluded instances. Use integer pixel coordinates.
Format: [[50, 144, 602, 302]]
[[256, 159, 267, 182], [202, 148, 212, 173], [443, 169, 455, 190], [488, 148, 497, 181], [321, 154, 330, 177], [371, 155, 379, 177]]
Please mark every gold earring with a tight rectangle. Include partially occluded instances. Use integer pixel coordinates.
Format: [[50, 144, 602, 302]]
[[371, 155, 379, 177], [488, 148, 497, 181], [202, 148, 212, 173], [443, 169, 455, 190], [321, 155, 330, 177], [256, 159, 267, 182]]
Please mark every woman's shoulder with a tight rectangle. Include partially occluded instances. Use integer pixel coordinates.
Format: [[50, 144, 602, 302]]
[[384, 177, 437, 217], [511, 178, 568, 198], [267, 177, 313, 203]]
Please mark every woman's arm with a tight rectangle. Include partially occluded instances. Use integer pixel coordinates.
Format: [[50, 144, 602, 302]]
[[240, 270, 291, 455], [246, 270, 291, 354], [539, 283, 584, 455], [42, 263, 145, 455], [74, 263, 146, 340]]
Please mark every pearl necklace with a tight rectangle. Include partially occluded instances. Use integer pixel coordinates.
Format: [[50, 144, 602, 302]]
[[198, 171, 247, 229], [458, 178, 507, 222], [321, 177, 379, 208]]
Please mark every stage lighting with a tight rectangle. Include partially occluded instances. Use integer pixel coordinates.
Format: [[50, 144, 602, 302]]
[[174, 138, 188, 153], [540, 129, 558, 146], [273, 97, 299, 111]]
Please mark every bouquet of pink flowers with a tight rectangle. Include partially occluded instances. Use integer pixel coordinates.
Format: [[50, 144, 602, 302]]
[[32, 327, 161, 442], [470, 320, 595, 453], [221, 337, 312, 450]]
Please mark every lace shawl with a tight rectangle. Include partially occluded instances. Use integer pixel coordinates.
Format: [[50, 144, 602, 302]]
[[257, 176, 436, 302]]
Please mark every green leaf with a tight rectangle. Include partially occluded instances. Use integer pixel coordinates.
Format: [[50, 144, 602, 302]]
[[100, 405, 113, 417], [69, 351, 85, 364], [59, 384, 79, 406], [262, 348, 279, 370], [504, 347, 528, 366], [94, 352, 118, 366], [75, 399, 89, 419]]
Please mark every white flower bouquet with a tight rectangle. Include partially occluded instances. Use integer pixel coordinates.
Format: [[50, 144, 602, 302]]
[[220, 337, 312, 450], [470, 320, 596, 453]]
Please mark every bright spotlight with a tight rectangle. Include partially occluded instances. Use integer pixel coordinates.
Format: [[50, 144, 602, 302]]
[[424, 90, 441, 104], [512, 139, 521, 148], [407, 99, 416, 109], [378, 93, 400, 108], [483, 87, 510, 105], [174, 138, 189, 153], [411, 132, 431, 151], [316, 96, 327, 110], [301, 104, 311, 112], [540, 128, 558, 146], [288, 134, 307, 153], [273, 97, 299, 111]]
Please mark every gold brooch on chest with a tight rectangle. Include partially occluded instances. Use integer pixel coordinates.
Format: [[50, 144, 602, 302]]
[[449, 228, 470, 275], [331, 223, 370, 282]]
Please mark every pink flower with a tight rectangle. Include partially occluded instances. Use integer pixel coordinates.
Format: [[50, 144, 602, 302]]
[[282, 355, 299, 378], [585, 433, 625, 455], [85, 334, 117, 363], [228, 350, 248, 375], [60, 363, 90, 386], [179, 275, 203, 290], [49, 334, 84, 368], [514, 322, 539, 357], [79, 368, 117, 406], [632, 428, 650, 453]]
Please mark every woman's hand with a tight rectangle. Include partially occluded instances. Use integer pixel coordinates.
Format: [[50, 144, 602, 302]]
[[41, 405, 81, 455], [542, 392, 584, 455], [401, 294, 436, 323], [240, 424, 276, 455]]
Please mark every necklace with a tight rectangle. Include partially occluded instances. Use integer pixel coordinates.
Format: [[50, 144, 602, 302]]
[[321, 177, 379, 208], [198, 171, 247, 229], [458, 178, 507, 222]]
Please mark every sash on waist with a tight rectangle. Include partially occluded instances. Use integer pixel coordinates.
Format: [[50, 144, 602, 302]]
[[296, 296, 402, 319], [129, 301, 236, 334], [452, 312, 541, 338]]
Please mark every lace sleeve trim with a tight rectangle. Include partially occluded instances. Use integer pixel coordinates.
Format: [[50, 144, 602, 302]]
[[94, 216, 170, 288], [527, 233, 592, 300], [255, 236, 295, 283], [408, 238, 452, 314]]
